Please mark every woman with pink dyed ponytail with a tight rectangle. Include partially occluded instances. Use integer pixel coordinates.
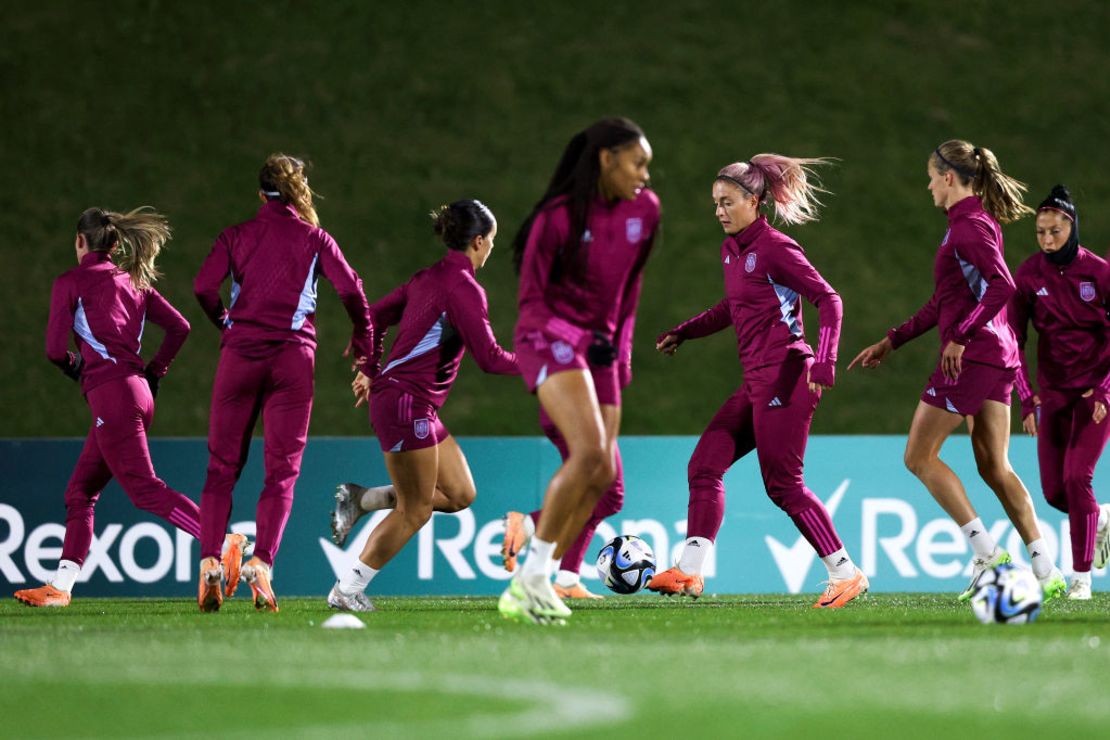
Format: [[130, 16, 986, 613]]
[[650, 154, 869, 609]]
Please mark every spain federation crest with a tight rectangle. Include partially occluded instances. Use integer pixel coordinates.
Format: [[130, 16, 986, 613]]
[[413, 418, 431, 440], [745, 253, 757, 273], [1079, 281, 1096, 302], [551, 340, 574, 364], [625, 217, 643, 243]]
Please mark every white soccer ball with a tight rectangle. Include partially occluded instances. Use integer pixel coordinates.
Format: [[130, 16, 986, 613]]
[[596, 535, 656, 594], [970, 564, 1042, 625]]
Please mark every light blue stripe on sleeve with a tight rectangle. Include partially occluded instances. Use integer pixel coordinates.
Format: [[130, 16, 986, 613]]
[[955, 251, 987, 301], [381, 313, 449, 375], [767, 276, 802, 337], [73, 298, 117, 364], [224, 278, 241, 329], [291, 255, 319, 330]]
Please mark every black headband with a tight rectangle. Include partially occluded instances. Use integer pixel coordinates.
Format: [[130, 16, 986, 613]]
[[716, 162, 766, 201], [934, 147, 976, 180], [716, 175, 755, 197]]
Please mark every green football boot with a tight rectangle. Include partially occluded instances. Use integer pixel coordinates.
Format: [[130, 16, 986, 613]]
[[1038, 568, 1067, 604], [958, 548, 1012, 602]]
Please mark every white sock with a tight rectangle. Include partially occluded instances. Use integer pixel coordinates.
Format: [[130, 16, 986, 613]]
[[338, 560, 379, 594], [1026, 538, 1053, 579], [360, 485, 396, 512], [521, 514, 537, 541], [549, 555, 563, 575], [678, 537, 713, 575], [1099, 505, 1109, 531], [960, 518, 996, 558], [521, 537, 555, 582], [52, 559, 80, 593], [821, 548, 857, 580], [555, 569, 579, 588], [1073, 570, 1092, 586]]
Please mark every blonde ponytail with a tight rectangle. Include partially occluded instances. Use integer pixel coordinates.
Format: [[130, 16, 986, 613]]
[[716, 154, 834, 225], [76, 206, 171, 290], [259, 153, 320, 226], [932, 140, 1034, 224]]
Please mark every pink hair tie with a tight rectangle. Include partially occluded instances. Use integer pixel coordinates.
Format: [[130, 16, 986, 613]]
[[1037, 206, 1074, 222]]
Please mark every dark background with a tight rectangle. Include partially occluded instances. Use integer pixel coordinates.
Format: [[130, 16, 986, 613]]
[[4, 1, 1107, 436]]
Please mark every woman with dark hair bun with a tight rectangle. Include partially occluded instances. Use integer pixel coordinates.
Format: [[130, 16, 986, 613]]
[[325, 199, 518, 612], [1009, 185, 1110, 600], [499, 117, 660, 625]]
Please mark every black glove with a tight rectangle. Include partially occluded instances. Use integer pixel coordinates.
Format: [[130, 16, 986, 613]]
[[586, 331, 618, 368], [144, 367, 161, 399], [61, 352, 84, 382]]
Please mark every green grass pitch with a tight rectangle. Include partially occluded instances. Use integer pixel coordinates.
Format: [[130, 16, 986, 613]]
[[3, 594, 1109, 738]]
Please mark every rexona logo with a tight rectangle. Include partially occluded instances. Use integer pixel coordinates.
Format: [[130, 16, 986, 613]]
[[0, 504, 254, 586], [775, 479, 1087, 592], [2, 482, 1093, 592], [319, 479, 1091, 593]]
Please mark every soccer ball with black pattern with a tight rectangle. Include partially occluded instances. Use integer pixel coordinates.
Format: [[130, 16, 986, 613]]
[[596, 535, 656, 594], [970, 563, 1042, 625]]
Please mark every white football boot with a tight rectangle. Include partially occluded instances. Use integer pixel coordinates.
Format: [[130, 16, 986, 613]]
[[327, 582, 376, 612], [331, 483, 368, 546], [1094, 504, 1110, 570], [1067, 574, 1092, 601]]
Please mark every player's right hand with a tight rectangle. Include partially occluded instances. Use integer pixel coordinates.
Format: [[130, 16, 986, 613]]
[[1020, 395, 1040, 436], [847, 337, 892, 371]]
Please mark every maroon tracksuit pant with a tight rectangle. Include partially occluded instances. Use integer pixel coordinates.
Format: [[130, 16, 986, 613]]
[[686, 355, 843, 557], [1037, 387, 1110, 572], [199, 343, 314, 565], [61, 375, 201, 565]]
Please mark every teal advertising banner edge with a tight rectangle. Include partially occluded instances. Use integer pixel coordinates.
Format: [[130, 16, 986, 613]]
[[1, 436, 1105, 597]]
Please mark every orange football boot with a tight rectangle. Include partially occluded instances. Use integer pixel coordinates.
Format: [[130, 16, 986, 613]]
[[812, 568, 869, 609], [500, 512, 528, 573], [221, 533, 248, 598], [14, 584, 71, 608], [241, 557, 279, 612], [555, 582, 604, 600], [647, 567, 704, 598], [197, 557, 223, 612]]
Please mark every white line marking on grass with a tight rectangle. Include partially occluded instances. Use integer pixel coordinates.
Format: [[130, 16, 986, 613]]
[[114, 669, 629, 739]]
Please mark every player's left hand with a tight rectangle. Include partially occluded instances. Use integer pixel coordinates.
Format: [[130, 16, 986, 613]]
[[1083, 389, 1107, 424], [941, 341, 965, 380], [807, 361, 835, 393], [352, 371, 372, 408]]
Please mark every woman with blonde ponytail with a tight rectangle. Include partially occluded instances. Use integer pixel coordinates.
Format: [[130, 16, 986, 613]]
[[193, 153, 374, 613], [850, 140, 1066, 603], [15, 206, 228, 608], [651, 154, 868, 609]]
